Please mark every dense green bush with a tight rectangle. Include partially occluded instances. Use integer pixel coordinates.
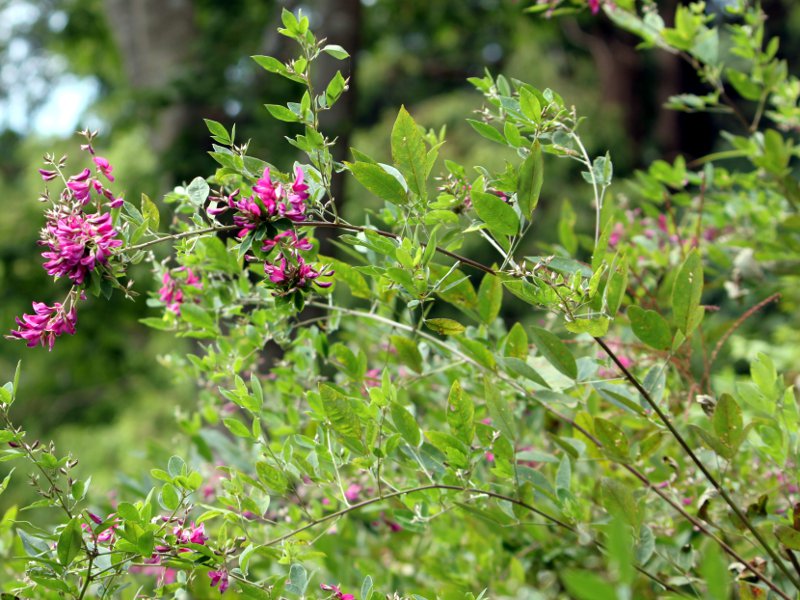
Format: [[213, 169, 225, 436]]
[[2, 1, 800, 598]]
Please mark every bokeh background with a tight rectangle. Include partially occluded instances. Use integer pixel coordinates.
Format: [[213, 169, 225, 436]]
[[0, 0, 798, 522]]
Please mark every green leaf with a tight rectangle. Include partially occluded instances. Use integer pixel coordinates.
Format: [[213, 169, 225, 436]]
[[604, 253, 628, 317], [265, 104, 300, 123], [517, 142, 543, 219], [447, 380, 474, 445], [319, 384, 365, 453], [477, 273, 503, 325], [700, 543, 730, 600], [286, 563, 308, 595], [361, 575, 374, 600], [424, 318, 465, 336], [606, 515, 635, 585], [689, 425, 735, 459], [485, 376, 516, 440], [115, 502, 140, 523], [186, 176, 210, 205], [594, 418, 631, 462], [558, 198, 577, 255], [391, 335, 423, 374], [57, 518, 82, 567], [203, 118, 230, 144], [322, 44, 350, 60], [726, 69, 762, 101], [713, 393, 745, 455], [223, 418, 252, 438], [672, 249, 704, 335], [349, 161, 407, 205], [141, 193, 160, 231], [528, 327, 577, 379], [472, 191, 519, 236], [425, 431, 470, 468], [160, 482, 180, 511], [390, 402, 421, 447], [467, 119, 506, 145], [627, 306, 672, 350], [504, 322, 528, 359], [325, 71, 347, 106], [500, 357, 550, 388], [561, 570, 618, 600], [519, 88, 542, 123], [256, 462, 289, 493], [775, 525, 800, 551], [180, 304, 216, 331], [391, 106, 428, 201], [601, 478, 641, 529]]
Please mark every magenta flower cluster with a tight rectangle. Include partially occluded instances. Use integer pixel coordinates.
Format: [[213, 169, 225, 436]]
[[262, 229, 333, 292], [159, 268, 202, 315], [210, 166, 333, 294], [9, 301, 78, 350], [41, 211, 122, 285], [10, 140, 124, 350], [210, 166, 309, 238]]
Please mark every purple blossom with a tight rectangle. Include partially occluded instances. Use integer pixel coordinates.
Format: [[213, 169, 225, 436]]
[[92, 156, 115, 182], [282, 166, 309, 221], [231, 195, 263, 239], [263, 255, 333, 292], [209, 166, 313, 238], [159, 268, 202, 315], [8, 301, 77, 350], [174, 522, 208, 545], [261, 230, 313, 253], [344, 484, 361, 503], [208, 569, 229, 593], [252, 167, 281, 215], [67, 169, 92, 205], [39, 169, 57, 181], [40, 211, 122, 284], [320, 583, 354, 600]]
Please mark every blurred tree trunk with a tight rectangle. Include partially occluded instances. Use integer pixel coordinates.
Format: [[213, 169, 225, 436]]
[[315, 0, 362, 209], [103, 0, 198, 155]]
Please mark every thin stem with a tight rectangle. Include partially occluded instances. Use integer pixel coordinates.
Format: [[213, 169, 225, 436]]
[[123, 225, 238, 253], [569, 131, 602, 246], [77, 554, 94, 600], [707, 293, 781, 371], [297, 220, 497, 275], [594, 335, 800, 592]]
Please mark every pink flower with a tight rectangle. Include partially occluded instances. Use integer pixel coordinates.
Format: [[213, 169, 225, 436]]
[[231, 195, 263, 239], [208, 569, 229, 593], [9, 301, 78, 350], [66, 169, 92, 205], [261, 230, 313, 253], [40, 211, 122, 284], [252, 167, 281, 215], [263, 255, 333, 292], [608, 222, 625, 247], [159, 268, 201, 315], [130, 565, 177, 585], [92, 156, 115, 182], [81, 512, 120, 544], [282, 166, 309, 221], [320, 583, 355, 600], [344, 484, 361, 502], [39, 169, 57, 181], [173, 522, 208, 545], [210, 167, 312, 239], [588, 0, 600, 14]]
